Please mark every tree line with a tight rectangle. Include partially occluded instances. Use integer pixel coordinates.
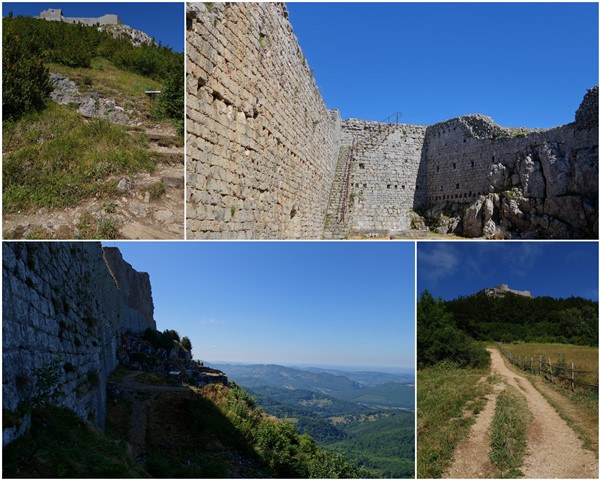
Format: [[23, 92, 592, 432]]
[[418, 289, 598, 369]]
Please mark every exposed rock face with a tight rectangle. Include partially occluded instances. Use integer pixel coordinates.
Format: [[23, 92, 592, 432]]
[[102, 247, 156, 333], [485, 284, 532, 298], [2, 243, 156, 446], [49, 73, 130, 125], [98, 24, 155, 47]]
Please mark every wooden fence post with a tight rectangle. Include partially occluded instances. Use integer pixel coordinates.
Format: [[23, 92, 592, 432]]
[[570, 361, 575, 390], [530, 356, 533, 372], [548, 357, 553, 383]]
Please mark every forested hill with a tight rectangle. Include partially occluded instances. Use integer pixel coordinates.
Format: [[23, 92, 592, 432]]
[[445, 290, 598, 345]]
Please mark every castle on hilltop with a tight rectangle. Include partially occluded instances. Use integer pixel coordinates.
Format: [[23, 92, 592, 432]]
[[485, 284, 533, 298], [186, 3, 598, 240], [38, 8, 121, 26]]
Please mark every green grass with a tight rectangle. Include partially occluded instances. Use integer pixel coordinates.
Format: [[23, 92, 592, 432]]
[[417, 364, 491, 478], [48, 57, 161, 101], [3, 102, 155, 212], [489, 385, 531, 477], [2, 406, 146, 478]]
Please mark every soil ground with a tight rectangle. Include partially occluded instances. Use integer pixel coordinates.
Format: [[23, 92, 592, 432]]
[[446, 348, 598, 479]]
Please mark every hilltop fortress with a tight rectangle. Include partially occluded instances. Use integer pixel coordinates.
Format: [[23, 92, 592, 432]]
[[38, 8, 121, 26], [187, 2, 598, 239]]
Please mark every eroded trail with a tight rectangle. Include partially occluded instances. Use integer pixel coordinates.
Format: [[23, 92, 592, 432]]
[[445, 386, 499, 478], [489, 348, 598, 478], [447, 348, 598, 478]]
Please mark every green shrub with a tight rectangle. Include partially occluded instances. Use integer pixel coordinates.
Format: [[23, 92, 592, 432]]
[[2, 19, 53, 121], [418, 290, 490, 369]]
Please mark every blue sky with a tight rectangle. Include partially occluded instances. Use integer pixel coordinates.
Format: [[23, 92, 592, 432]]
[[2, 3, 183, 52], [418, 242, 599, 301], [106, 242, 415, 370], [287, 2, 598, 128]]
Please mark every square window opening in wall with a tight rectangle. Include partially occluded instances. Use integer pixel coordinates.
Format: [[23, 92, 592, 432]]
[[402, 185, 405, 189], [363, 183, 367, 188], [359, 163, 365, 169], [387, 184, 391, 189], [394, 185, 398, 189]]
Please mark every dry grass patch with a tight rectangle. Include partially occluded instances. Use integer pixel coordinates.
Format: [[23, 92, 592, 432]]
[[417, 364, 492, 478]]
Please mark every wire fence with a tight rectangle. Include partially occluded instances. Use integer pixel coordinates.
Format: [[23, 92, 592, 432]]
[[496, 342, 599, 390]]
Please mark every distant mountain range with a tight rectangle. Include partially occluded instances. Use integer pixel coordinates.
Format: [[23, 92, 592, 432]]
[[207, 362, 414, 409]]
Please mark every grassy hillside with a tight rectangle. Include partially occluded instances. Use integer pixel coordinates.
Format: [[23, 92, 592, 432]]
[[3, 15, 184, 239], [3, 102, 154, 214], [3, 406, 146, 478], [3, 381, 364, 478]]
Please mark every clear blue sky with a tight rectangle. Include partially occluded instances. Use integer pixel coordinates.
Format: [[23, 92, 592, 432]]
[[2, 2, 183, 52], [104, 242, 415, 370], [418, 242, 599, 301], [287, 2, 598, 128]]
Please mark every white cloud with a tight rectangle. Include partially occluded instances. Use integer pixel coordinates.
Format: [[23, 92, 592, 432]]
[[418, 244, 460, 284]]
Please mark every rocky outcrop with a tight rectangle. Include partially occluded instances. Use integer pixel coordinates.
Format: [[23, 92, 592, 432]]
[[49, 73, 130, 125], [117, 333, 228, 387], [98, 24, 155, 47], [2, 243, 157, 446]]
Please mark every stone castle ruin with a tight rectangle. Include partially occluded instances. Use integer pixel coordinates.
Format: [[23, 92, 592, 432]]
[[187, 2, 598, 239], [38, 8, 121, 26], [2, 243, 155, 445]]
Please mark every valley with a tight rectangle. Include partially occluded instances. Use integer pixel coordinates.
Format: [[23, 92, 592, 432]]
[[210, 362, 415, 478]]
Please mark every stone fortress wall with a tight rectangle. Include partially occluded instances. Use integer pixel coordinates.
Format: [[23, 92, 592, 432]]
[[2, 243, 155, 446], [186, 2, 341, 239], [323, 121, 427, 238], [186, 2, 598, 239], [38, 8, 121, 26]]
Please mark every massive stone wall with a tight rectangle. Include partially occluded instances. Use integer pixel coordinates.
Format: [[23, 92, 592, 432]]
[[186, 2, 341, 239], [103, 247, 156, 333], [422, 99, 598, 238], [185, 2, 598, 239], [2, 243, 155, 446], [324, 120, 427, 237]]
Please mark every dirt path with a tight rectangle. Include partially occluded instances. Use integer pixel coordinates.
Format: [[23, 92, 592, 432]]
[[117, 371, 189, 461], [445, 386, 500, 478], [446, 348, 598, 478], [490, 348, 598, 478]]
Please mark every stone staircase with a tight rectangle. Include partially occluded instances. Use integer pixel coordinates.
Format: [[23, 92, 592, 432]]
[[322, 120, 401, 238]]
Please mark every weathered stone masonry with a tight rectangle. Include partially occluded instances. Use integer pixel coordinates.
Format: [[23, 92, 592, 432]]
[[186, 2, 341, 239], [2, 243, 155, 446], [187, 2, 598, 239]]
